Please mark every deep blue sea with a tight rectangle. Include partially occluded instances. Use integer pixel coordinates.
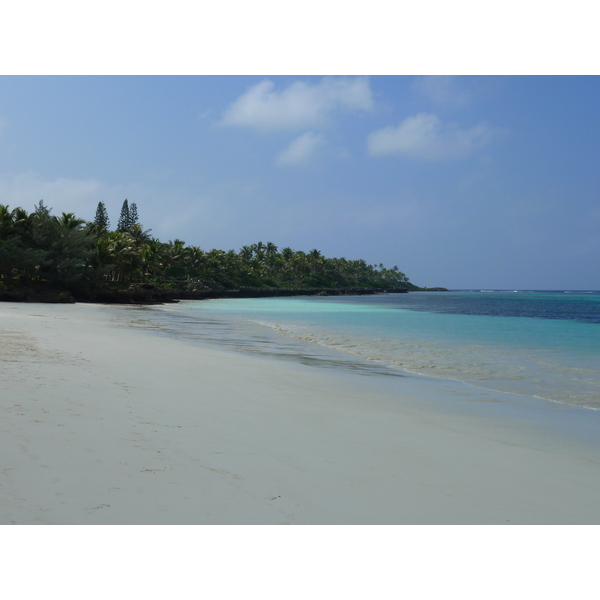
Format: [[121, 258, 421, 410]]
[[150, 291, 600, 410]]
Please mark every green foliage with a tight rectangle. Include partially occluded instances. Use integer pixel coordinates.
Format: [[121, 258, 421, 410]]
[[0, 201, 415, 294], [116, 199, 143, 234], [0, 237, 45, 281], [0, 202, 96, 284], [94, 201, 110, 231], [116, 199, 130, 232], [129, 202, 139, 228]]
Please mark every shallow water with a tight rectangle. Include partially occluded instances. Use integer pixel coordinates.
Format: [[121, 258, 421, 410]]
[[141, 291, 600, 410]]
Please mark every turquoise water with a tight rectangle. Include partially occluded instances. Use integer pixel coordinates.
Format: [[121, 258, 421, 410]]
[[155, 291, 600, 410]]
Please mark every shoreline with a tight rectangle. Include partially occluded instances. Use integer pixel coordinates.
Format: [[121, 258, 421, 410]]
[[152, 297, 600, 414], [0, 284, 423, 305], [2, 301, 600, 524]]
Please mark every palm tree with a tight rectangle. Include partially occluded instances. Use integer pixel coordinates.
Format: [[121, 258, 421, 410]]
[[54, 212, 86, 230], [254, 241, 266, 263], [128, 223, 153, 247], [265, 242, 278, 257], [183, 246, 205, 279], [102, 231, 141, 281], [140, 239, 168, 279], [239, 245, 253, 262], [0, 204, 14, 235], [10, 207, 32, 241]]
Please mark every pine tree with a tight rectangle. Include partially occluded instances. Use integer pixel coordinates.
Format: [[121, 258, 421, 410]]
[[116, 199, 130, 232], [94, 201, 110, 231], [34, 199, 51, 217], [129, 202, 139, 228]]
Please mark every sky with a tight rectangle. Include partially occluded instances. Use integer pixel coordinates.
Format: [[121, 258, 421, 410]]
[[0, 75, 599, 289], [2, 2, 599, 592]]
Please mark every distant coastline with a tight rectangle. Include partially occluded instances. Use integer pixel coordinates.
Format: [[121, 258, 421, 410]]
[[0, 281, 452, 305], [1, 201, 447, 304]]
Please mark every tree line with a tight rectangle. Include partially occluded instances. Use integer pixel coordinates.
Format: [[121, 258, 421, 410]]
[[0, 199, 414, 292]]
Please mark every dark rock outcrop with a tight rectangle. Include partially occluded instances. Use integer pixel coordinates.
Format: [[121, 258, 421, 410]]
[[1, 282, 416, 305]]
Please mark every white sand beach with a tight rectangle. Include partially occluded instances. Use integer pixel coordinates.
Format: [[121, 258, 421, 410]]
[[2, 301, 600, 525]]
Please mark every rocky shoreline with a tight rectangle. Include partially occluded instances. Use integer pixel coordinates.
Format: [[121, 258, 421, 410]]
[[0, 281, 449, 304]]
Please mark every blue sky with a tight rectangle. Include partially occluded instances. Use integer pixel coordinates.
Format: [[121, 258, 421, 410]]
[[1, 75, 599, 289]]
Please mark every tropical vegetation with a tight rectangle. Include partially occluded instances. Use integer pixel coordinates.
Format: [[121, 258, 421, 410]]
[[0, 200, 417, 301]]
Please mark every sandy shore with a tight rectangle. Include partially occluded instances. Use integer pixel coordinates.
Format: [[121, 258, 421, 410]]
[[2, 301, 600, 524]]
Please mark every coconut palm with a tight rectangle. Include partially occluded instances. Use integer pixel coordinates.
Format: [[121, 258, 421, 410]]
[[140, 239, 168, 279], [183, 246, 206, 279], [54, 212, 86, 230], [128, 223, 153, 247]]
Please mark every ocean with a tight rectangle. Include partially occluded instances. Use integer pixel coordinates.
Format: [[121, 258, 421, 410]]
[[139, 291, 600, 411]]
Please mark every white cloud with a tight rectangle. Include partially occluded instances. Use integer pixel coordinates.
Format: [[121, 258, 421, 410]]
[[0, 171, 102, 213], [276, 131, 324, 166], [411, 76, 470, 109], [367, 113, 494, 160], [220, 77, 374, 132]]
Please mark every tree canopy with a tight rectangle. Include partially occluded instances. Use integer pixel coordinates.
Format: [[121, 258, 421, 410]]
[[94, 201, 110, 231], [1, 200, 416, 299]]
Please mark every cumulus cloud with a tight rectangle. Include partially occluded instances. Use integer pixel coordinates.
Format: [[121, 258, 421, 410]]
[[367, 113, 494, 160], [276, 131, 325, 166], [411, 76, 471, 109], [220, 77, 374, 132]]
